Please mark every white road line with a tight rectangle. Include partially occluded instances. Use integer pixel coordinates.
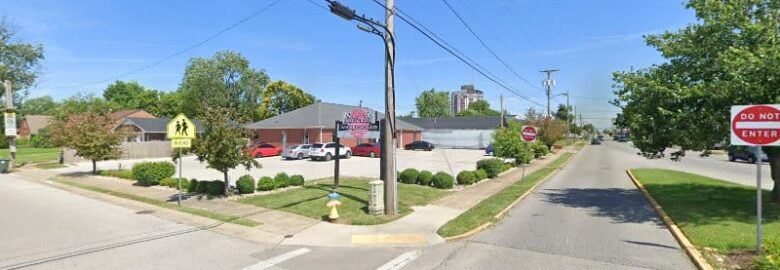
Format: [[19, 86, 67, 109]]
[[376, 250, 421, 270], [242, 248, 311, 270]]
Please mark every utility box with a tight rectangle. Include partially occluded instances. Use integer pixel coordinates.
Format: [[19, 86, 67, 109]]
[[368, 180, 384, 215], [0, 159, 9, 173]]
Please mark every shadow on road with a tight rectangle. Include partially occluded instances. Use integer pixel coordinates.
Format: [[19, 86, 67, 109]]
[[539, 188, 667, 228]]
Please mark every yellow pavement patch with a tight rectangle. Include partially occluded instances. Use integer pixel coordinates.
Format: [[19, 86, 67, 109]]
[[351, 234, 427, 245]]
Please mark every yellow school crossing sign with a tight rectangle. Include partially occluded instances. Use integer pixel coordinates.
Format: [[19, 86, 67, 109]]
[[167, 114, 195, 148]]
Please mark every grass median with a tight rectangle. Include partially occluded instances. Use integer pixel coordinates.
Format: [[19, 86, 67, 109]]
[[631, 169, 780, 269], [437, 152, 574, 238], [56, 178, 260, 227], [239, 178, 450, 225], [0, 147, 60, 165]]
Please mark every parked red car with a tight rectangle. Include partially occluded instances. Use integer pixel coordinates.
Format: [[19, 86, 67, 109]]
[[353, 143, 381, 158], [247, 143, 282, 158]]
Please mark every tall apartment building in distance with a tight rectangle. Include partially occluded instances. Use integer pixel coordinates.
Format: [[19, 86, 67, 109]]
[[451, 84, 484, 115]]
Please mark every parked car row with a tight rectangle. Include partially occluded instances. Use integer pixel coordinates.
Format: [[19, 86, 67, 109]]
[[244, 141, 436, 161]]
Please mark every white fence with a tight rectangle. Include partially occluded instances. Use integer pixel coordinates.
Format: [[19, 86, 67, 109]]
[[422, 129, 494, 149], [64, 141, 172, 163]]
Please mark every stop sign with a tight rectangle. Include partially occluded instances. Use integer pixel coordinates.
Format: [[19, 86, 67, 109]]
[[521, 126, 537, 142], [730, 104, 780, 146]]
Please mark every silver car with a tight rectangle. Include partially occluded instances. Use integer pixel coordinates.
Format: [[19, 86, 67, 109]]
[[282, 144, 311, 160]]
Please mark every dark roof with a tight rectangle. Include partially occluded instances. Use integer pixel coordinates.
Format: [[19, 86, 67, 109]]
[[121, 117, 205, 133], [398, 116, 505, 130], [246, 102, 422, 130]]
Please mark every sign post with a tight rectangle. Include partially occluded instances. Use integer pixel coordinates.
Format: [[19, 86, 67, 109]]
[[167, 114, 196, 206], [520, 126, 538, 179], [730, 104, 780, 255]]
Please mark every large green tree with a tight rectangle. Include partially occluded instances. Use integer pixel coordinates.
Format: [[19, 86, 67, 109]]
[[415, 88, 450, 117], [457, 100, 501, 117], [492, 121, 533, 164], [49, 111, 125, 174], [53, 94, 116, 120], [179, 51, 269, 121], [612, 0, 780, 202], [257, 80, 315, 120], [19, 95, 57, 115], [0, 17, 44, 99]]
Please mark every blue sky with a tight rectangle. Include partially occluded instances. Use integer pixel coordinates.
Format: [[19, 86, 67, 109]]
[[2, 0, 696, 128]]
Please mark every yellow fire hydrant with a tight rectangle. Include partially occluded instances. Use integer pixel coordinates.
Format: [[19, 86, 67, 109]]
[[327, 192, 341, 222]]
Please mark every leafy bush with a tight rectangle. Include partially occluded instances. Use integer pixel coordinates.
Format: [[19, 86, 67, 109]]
[[159, 178, 189, 189], [99, 169, 134, 180], [501, 163, 513, 173], [206, 180, 225, 196], [188, 179, 199, 193], [274, 173, 290, 188], [132, 162, 175, 186], [753, 241, 780, 270], [30, 130, 55, 148], [236, 175, 255, 194], [475, 169, 488, 181], [417, 170, 433, 186], [457, 171, 476, 185], [399, 168, 419, 184], [477, 158, 504, 178], [257, 176, 276, 191], [196, 180, 209, 193], [515, 146, 534, 165], [532, 142, 550, 158], [290, 175, 305, 186], [432, 172, 454, 189]]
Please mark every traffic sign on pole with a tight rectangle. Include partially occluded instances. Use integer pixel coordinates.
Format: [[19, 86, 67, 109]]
[[730, 104, 780, 256], [521, 126, 537, 143]]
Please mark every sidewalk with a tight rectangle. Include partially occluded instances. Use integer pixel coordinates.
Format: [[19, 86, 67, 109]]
[[13, 146, 577, 248]]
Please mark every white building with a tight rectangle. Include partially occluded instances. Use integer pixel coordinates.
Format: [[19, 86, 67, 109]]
[[451, 84, 484, 115]]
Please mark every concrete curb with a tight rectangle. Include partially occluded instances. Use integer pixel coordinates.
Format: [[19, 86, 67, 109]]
[[625, 169, 714, 270], [443, 149, 579, 241]]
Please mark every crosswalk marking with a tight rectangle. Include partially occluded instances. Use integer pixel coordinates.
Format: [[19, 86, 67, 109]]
[[242, 248, 311, 270], [376, 250, 421, 270]]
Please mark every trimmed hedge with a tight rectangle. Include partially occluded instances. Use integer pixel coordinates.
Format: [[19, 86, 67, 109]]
[[99, 169, 134, 180], [160, 177, 189, 189], [432, 172, 455, 189], [205, 180, 225, 196], [274, 173, 290, 188], [132, 162, 176, 186], [258, 176, 275, 191], [399, 168, 419, 184], [417, 170, 433, 186], [188, 179, 199, 192], [236, 175, 255, 194], [457, 171, 476, 185], [290, 175, 305, 186], [501, 163, 513, 173], [477, 158, 504, 178], [475, 169, 488, 181]]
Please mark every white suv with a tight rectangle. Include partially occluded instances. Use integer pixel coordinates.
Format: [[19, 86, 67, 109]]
[[309, 142, 352, 161]]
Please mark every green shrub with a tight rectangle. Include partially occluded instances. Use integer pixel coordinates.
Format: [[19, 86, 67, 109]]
[[187, 179, 199, 193], [501, 163, 513, 173], [753, 241, 780, 270], [236, 175, 255, 194], [457, 171, 476, 185], [257, 176, 276, 191], [159, 178, 189, 189], [274, 173, 290, 188], [30, 131, 54, 148], [196, 179, 209, 193], [532, 142, 550, 158], [432, 172, 454, 189], [290, 175, 305, 186], [132, 162, 176, 186], [476, 158, 504, 178], [399, 168, 419, 184], [475, 169, 488, 181], [99, 169, 134, 180], [515, 147, 534, 165], [206, 180, 225, 196], [417, 170, 433, 186]]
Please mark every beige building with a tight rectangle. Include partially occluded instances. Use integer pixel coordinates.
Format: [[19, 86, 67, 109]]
[[451, 84, 484, 115]]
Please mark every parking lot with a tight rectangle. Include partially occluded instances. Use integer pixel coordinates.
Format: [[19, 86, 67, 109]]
[[56, 149, 489, 184]]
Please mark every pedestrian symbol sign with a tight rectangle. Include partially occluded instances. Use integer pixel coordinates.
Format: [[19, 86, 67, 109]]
[[167, 114, 196, 140]]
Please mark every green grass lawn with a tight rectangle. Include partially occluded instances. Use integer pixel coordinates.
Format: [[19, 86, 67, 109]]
[[33, 162, 66, 169], [437, 153, 574, 237], [239, 178, 450, 225], [0, 147, 60, 165], [631, 169, 780, 251]]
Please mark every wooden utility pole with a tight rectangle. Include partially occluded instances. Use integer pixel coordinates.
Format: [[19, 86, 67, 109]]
[[499, 94, 504, 128], [540, 69, 558, 118], [4, 80, 15, 169], [382, 0, 397, 215]]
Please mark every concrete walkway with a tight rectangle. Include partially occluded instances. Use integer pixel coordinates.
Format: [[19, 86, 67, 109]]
[[13, 146, 576, 248]]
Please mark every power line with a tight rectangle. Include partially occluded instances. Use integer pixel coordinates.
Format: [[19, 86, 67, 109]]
[[573, 95, 613, 100], [367, 0, 544, 108], [54, 0, 284, 89], [440, 0, 543, 92]]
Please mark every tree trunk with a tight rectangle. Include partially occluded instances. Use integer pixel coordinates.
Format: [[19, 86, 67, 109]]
[[223, 170, 229, 195], [92, 160, 97, 175], [768, 150, 780, 204]]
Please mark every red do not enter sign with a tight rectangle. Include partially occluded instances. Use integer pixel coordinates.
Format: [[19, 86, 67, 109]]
[[730, 104, 780, 146], [521, 126, 537, 142]]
